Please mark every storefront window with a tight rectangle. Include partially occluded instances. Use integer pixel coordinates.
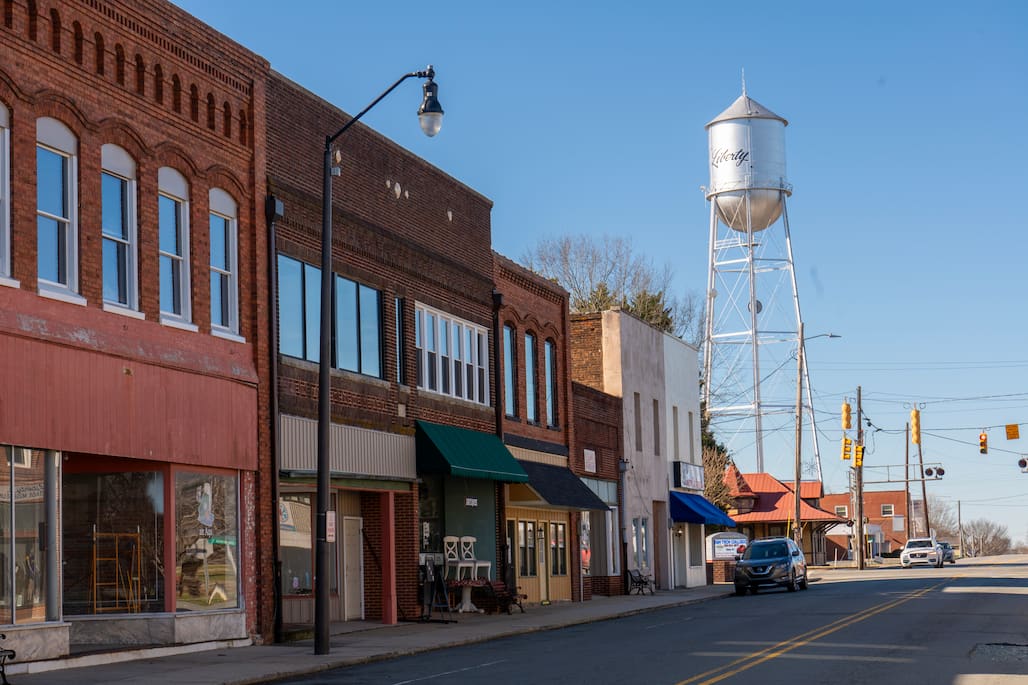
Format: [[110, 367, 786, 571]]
[[0, 447, 56, 624], [279, 493, 338, 596], [63, 466, 162, 615], [280, 494, 312, 595], [175, 472, 238, 611], [550, 522, 567, 576], [417, 475, 444, 553], [580, 513, 591, 576]]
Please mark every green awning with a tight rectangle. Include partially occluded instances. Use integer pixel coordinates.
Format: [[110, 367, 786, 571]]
[[416, 420, 529, 483]]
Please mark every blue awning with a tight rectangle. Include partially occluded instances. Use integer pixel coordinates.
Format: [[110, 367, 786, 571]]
[[669, 491, 736, 527]]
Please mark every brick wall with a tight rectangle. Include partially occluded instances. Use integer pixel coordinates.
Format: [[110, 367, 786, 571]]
[[569, 313, 605, 391]]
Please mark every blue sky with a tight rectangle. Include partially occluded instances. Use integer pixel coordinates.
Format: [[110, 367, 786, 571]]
[[172, 1, 1028, 546]]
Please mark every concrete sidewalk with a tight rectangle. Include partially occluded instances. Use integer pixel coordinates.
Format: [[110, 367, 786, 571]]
[[9, 583, 732, 684]]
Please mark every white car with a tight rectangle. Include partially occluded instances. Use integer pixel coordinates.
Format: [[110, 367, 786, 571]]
[[900, 538, 943, 568]]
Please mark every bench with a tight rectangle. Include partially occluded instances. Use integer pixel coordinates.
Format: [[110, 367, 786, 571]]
[[0, 633, 15, 685], [628, 569, 654, 595]]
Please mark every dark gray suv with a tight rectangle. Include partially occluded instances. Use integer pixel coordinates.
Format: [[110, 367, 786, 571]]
[[734, 537, 808, 595]]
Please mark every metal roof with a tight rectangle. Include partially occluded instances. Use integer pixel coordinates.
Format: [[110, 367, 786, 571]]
[[707, 93, 788, 128]]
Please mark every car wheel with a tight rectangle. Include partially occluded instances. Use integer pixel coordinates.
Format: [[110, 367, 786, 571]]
[[787, 570, 798, 592], [735, 584, 747, 596], [799, 576, 808, 590]]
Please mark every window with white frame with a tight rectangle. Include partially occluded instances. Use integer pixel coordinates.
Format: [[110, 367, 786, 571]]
[[0, 103, 10, 281], [158, 167, 191, 324], [101, 144, 138, 310], [414, 303, 488, 404], [881, 503, 894, 517], [36, 117, 79, 298], [209, 188, 238, 335], [834, 505, 848, 518]]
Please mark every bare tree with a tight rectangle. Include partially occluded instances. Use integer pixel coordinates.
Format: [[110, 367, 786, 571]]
[[927, 495, 959, 540], [962, 518, 1011, 557], [520, 234, 703, 344]]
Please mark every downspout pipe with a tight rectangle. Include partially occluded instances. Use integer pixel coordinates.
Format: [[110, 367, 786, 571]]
[[266, 193, 285, 643]]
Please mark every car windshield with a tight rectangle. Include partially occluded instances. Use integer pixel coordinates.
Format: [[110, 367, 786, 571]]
[[743, 542, 789, 560], [907, 540, 933, 549]]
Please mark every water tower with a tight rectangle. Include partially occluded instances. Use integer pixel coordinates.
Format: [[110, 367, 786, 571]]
[[701, 83, 822, 477]]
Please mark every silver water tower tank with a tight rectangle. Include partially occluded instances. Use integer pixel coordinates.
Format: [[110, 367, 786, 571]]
[[705, 91, 790, 231]]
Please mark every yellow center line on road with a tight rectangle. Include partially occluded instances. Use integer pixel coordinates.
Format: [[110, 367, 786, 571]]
[[675, 580, 947, 685]]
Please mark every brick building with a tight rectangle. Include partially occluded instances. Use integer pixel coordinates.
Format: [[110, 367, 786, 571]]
[[266, 70, 530, 624], [493, 252, 607, 604], [821, 489, 909, 557], [570, 381, 625, 596], [0, 0, 271, 659]]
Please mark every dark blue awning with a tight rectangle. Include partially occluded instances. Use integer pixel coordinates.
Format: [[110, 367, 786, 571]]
[[669, 491, 736, 527]]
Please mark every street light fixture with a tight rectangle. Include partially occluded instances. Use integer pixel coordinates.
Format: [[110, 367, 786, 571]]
[[316, 66, 443, 655], [793, 328, 840, 547]]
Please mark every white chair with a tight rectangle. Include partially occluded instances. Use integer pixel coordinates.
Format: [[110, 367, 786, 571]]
[[444, 536, 474, 580], [460, 535, 492, 580]]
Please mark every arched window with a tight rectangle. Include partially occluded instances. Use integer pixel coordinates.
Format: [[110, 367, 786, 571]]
[[100, 144, 138, 310], [189, 84, 199, 122], [222, 102, 231, 138], [154, 64, 164, 104], [524, 332, 538, 423], [503, 324, 517, 417], [205, 93, 215, 130], [172, 74, 181, 113], [544, 338, 558, 427], [49, 8, 60, 52], [115, 44, 125, 85], [94, 32, 104, 75], [158, 167, 192, 326], [134, 54, 145, 95], [209, 188, 239, 336], [36, 117, 81, 299], [72, 21, 83, 64]]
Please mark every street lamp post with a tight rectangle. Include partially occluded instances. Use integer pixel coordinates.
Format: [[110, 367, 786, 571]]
[[315, 67, 443, 655]]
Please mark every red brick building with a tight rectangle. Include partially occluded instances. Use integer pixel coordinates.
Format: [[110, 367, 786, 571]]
[[493, 252, 607, 604], [821, 489, 909, 557], [570, 382, 625, 596], [0, 0, 271, 659]]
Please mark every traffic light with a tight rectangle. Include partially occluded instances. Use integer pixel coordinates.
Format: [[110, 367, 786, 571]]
[[842, 402, 852, 430], [841, 437, 853, 460], [854, 444, 864, 467], [979, 432, 988, 454], [910, 409, 921, 444]]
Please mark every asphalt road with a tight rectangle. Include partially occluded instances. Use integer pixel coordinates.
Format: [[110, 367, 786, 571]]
[[277, 557, 1028, 685]]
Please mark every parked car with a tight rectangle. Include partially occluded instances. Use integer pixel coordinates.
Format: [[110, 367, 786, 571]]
[[900, 537, 943, 568], [938, 541, 956, 564], [734, 537, 808, 595]]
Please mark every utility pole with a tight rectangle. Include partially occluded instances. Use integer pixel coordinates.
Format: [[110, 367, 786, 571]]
[[793, 322, 804, 549], [918, 426, 930, 536], [904, 422, 911, 540], [855, 385, 865, 570], [958, 501, 963, 556]]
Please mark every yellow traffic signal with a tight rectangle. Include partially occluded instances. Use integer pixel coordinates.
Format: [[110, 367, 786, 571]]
[[842, 402, 852, 430], [841, 437, 853, 460], [979, 432, 988, 454], [910, 409, 921, 444], [854, 444, 864, 467]]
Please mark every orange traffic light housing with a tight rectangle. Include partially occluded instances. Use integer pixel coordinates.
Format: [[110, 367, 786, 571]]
[[910, 409, 921, 444], [979, 432, 988, 454], [842, 402, 852, 430]]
